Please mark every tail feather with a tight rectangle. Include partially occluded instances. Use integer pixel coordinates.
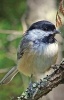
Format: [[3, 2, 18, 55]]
[[0, 66, 19, 85]]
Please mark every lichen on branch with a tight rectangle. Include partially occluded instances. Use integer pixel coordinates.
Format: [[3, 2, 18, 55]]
[[15, 59, 64, 100]]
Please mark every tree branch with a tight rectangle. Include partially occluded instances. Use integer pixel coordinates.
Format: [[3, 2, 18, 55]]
[[0, 30, 22, 35], [15, 58, 64, 100]]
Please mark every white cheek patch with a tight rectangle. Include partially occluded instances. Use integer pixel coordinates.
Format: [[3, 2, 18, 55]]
[[26, 29, 53, 41], [26, 32, 37, 41]]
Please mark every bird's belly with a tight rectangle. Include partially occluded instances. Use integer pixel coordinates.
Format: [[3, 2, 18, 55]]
[[17, 51, 57, 77]]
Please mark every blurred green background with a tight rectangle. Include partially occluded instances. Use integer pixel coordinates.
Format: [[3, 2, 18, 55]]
[[0, 0, 28, 100]]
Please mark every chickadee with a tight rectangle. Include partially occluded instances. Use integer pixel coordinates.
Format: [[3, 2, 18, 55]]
[[0, 20, 60, 84]]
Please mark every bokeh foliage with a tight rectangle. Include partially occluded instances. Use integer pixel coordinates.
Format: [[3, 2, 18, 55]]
[[0, 0, 27, 100], [0, 0, 26, 30]]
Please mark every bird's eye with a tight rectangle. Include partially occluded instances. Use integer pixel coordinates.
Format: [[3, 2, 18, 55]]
[[43, 27, 48, 31]]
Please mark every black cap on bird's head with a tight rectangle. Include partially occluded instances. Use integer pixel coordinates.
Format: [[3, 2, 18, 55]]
[[28, 20, 56, 32], [28, 20, 60, 34], [27, 20, 60, 43]]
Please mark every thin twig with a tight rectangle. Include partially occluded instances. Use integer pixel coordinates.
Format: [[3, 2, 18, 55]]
[[0, 30, 23, 35]]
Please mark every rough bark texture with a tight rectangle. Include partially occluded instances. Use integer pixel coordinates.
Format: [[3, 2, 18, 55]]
[[15, 59, 64, 100]]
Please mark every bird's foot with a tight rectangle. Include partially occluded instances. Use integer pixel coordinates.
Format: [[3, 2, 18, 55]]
[[43, 75, 51, 81], [51, 64, 59, 70]]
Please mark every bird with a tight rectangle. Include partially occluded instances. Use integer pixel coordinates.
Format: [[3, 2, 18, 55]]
[[0, 20, 60, 84]]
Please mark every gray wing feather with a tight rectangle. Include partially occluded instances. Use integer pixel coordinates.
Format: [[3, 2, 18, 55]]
[[17, 34, 30, 59], [0, 33, 30, 85]]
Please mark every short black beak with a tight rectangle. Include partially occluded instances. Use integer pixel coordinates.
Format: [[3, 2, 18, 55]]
[[53, 29, 61, 34]]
